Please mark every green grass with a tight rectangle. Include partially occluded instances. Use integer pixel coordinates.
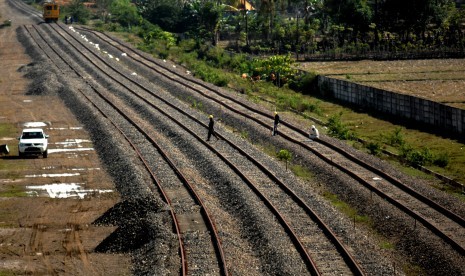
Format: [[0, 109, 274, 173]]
[[0, 270, 16, 276], [0, 123, 16, 137], [379, 241, 395, 250], [0, 185, 28, 197], [240, 130, 249, 140], [260, 143, 277, 158], [322, 191, 373, 226], [290, 164, 314, 181]]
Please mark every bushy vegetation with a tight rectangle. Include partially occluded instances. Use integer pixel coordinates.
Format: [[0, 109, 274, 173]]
[[277, 149, 292, 170], [327, 112, 356, 140], [399, 144, 450, 168], [61, 0, 91, 24]]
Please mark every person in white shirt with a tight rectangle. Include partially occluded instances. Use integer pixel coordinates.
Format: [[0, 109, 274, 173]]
[[309, 125, 319, 140]]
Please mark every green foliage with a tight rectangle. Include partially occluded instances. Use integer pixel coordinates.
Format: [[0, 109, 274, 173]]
[[62, 0, 90, 24], [409, 147, 434, 167], [366, 141, 382, 156], [190, 98, 203, 111], [277, 149, 291, 160], [140, 23, 176, 48], [380, 241, 395, 250], [0, 185, 28, 197], [290, 164, 314, 181], [0, 19, 12, 28], [276, 92, 321, 115], [327, 112, 356, 140], [386, 127, 405, 147], [277, 149, 292, 170], [250, 54, 297, 86], [0, 123, 16, 137], [433, 152, 450, 168], [401, 146, 450, 168], [240, 130, 249, 139], [288, 72, 317, 94], [190, 62, 228, 87], [109, 0, 140, 28], [229, 54, 251, 74]]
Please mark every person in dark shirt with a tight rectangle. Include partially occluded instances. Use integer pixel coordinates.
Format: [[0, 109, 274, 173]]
[[207, 115, 219, 141], [273, 112, 280, 136]]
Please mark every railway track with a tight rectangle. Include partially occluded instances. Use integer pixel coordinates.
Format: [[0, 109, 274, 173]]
[[9, 0, 464, 273], [71, 25, 465, 256], [17, 13, 376, 274], [24, 23, 229, 276]]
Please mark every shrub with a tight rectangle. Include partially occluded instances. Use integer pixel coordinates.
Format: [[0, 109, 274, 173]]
[[367, 141, 382, 156], [229, 54, 251, 74], [277, 149, 292, 170], [386, 127, 405, 147], [179, 39, 198, 52], [433, 152, 450, 168], [327, 112, 356, 140], [402, 146, 434, 167], [288, 72, 317, 93], [2, 20, 12, 27]]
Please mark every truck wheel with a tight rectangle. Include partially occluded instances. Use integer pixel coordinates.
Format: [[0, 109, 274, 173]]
[[43, 150, 48, 158]]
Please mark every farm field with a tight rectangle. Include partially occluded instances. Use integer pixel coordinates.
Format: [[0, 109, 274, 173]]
[[299, 59, 465, 109], [297, 59, 465, 185]]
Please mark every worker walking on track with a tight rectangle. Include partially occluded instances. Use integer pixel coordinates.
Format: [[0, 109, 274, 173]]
[[273, 111, 280, 136], [207, 115, 219, 141]]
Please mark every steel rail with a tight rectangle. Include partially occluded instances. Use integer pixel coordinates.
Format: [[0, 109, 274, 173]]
[[53, 23, 368, 275], [24, 23, 188, 275], [73, 27, 465, 255], [43, 22, 318, 275], [77, 25, 465, 230]]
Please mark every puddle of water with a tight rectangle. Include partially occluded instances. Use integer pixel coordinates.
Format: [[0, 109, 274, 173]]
[[55, 139, 92, 144], [26, 183, 113, 199], [53, 139, 92, 148], [48, 148, 94, 154], [25, 173, 80, 178], [23, 122, 48, 128], [0, 179, 23, 183], [23, 100, 32, 103], [48, 127, 83, 130], [41, 166, 100, 171]]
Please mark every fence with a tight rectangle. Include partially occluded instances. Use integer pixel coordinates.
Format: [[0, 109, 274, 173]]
[[317, 76, 465, 136]]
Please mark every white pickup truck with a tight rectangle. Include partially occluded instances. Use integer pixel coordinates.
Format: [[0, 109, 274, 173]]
[[17, 128, 49, 158]]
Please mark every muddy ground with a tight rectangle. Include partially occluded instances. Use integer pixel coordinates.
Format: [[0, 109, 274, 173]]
[[0, 1, 132, 274], [300, 59, 465, 109]]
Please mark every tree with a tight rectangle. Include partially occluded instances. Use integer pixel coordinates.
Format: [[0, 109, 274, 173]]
[[66, 0, 91, 24], [181, 0, 223, 45], [109, 0, 140, 28], [95, 0, 113, 22], [277, 149, 292, 170], [136, 0, 184, 32]]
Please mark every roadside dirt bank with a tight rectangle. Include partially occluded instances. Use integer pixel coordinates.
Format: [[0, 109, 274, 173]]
[[0, 1, 131, 274]]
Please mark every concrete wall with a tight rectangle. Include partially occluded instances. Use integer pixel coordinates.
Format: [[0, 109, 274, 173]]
[[317, 76, 465, 135]]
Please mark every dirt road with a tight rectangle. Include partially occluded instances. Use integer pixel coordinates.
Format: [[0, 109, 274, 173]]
[[0, 1, 131, 274]]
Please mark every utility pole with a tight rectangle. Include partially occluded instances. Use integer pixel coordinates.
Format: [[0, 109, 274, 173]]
[[296, 11, 300, 60], [245, 0, 249, 47]]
